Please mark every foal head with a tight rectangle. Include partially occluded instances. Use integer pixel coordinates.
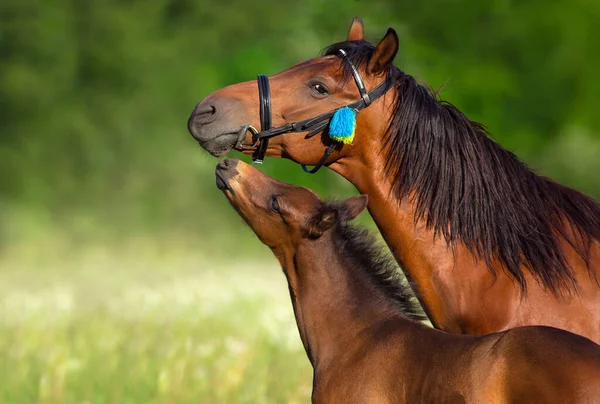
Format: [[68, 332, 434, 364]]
[[216, 158, 426, 323], [215, 158, 368, 252]]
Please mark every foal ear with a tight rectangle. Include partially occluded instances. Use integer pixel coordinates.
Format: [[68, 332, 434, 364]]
[[343, 195, 369, 221], [347, 17, 364, 41], [307, 209, 338, 239], [368, 28, 399, 74]]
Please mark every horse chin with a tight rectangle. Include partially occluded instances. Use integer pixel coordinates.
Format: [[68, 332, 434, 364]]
[[203, 144, 233, 158], [197, 133, 238, 157]]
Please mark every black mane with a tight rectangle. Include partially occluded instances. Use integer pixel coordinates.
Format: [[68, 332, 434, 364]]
[[323, 40, 600, 294], [323, 201, 427, 322]]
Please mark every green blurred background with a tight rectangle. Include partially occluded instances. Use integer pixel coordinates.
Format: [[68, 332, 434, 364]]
[[1, 0, 599, 402]]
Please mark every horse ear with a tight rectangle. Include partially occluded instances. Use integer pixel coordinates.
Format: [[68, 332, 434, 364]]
[[347, 17, 364, 41], [307, 209, 338, 239], [367, 28, 398, 74], [343, 195, 368, 221]]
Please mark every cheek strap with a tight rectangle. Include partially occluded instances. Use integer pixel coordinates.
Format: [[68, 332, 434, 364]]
[[253, 74, 272, 164]]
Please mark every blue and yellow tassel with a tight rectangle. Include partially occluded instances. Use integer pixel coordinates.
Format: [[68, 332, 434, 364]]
[[328, 107, 356, 144]]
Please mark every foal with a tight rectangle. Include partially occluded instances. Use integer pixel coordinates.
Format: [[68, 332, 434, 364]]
[[216, 158, 600, 403]]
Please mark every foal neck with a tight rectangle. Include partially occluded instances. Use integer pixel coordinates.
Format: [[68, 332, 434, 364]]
[[280, 230, 409, 370]]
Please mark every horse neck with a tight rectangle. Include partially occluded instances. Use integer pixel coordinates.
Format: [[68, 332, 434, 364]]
[[278, 232, 407, 369], [330, 143, 506, 332]]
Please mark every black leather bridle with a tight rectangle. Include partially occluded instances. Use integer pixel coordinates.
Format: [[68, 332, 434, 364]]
[[235, 49, 397, 173]]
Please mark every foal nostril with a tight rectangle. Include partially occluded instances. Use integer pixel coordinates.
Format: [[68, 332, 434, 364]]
[[218, 158, 240, 171], [215, 159, 240, 190], [192, 104, 217, 125]]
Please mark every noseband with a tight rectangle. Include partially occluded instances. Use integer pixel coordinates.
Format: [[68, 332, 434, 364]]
[[235, 49, 397, 173]]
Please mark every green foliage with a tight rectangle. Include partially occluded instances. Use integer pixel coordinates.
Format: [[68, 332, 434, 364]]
[[1, 0, 599, 247], [0, 251, 311, 403]]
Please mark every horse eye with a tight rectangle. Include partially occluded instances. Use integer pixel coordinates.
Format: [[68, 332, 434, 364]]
[[270, 196, 280, 213], [310, 83, 330, 96]]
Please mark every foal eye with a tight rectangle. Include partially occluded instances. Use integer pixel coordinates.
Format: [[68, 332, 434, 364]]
[[270, 196, 280, 213], [309, 83, 330, 96]]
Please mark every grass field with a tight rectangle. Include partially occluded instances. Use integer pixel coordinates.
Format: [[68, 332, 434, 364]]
[[0, 240, 312, 403]]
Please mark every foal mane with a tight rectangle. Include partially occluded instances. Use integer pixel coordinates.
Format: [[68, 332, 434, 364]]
[[322, 201, 426, 322], [324, 40, 600, 294]]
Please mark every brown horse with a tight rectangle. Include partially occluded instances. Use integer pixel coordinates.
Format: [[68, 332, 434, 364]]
[[190, 19, 600, 344], [216, 158, 600, 403]]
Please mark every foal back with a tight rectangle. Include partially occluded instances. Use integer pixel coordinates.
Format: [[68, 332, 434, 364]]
[[482, 326, 600, 403], [361, 323, 600, 403]]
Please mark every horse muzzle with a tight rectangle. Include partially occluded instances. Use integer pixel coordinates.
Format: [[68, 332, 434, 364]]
[[188, 97, 253, 156]]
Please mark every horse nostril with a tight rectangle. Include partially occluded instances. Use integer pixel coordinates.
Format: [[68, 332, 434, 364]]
[[216, 160, 228, 171], [193, 104, 217, 125], [215, 159, 240, 189], [220, 158, 239, 170]]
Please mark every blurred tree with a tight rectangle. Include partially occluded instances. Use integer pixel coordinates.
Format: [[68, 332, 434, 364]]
[[0, 0, 598, 248]]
